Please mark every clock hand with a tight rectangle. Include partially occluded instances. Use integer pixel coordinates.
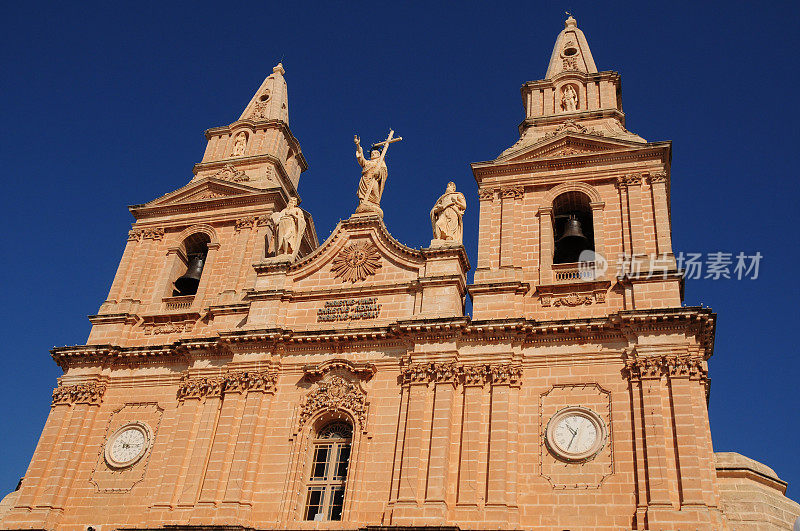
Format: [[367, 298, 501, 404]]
[[566, 430, 578, 450]]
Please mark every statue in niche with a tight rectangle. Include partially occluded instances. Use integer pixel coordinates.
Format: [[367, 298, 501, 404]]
[[232, 132, 248, 157], [430, 181, 467, 246], [269, 197, 305, 258], [354, 129, 401, 216], [561, 85, 578, 112]]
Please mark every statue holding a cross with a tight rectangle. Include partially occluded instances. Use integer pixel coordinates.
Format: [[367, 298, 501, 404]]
[[353, 129, 402, 216]]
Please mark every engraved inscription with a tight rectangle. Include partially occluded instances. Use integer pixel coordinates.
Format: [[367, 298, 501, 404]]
[[317, 298, 382, 323]]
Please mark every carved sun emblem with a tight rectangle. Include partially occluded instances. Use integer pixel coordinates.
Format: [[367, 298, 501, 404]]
[[331, 241, 382, 283]]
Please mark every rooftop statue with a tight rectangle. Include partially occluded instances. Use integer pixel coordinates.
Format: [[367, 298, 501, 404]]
[[430, 181, 466, 246], [268, 196, 305, 260], [354, 130, 401, 217]]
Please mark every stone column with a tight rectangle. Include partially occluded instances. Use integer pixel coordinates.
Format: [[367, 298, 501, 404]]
[[177, 379, 224, 507], [424, 367, 458, 513], [191, 242, 220, 311], [476, 189, 499, 272], [224, 371, 277, 514], [626, 358, 674, 509], [456, 367, 486, 513], [11, 402, 71, 512], [103, 231, 140, 307], [623, 175, 646, 257], [485, 364, 522, 522], [590, 201, 607, 277], [649, 172, 673, 257], [538, 207, 554, 285], [499, 188, 522, 268], [397, 377, 429, 504]]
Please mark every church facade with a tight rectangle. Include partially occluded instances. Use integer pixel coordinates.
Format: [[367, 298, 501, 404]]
[[1, 17, 798, 531]]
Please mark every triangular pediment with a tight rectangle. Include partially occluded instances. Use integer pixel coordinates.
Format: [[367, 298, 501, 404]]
[[498, 132, 646, 164], [144, 178, 263, 207], [288, 214, 425, 288]]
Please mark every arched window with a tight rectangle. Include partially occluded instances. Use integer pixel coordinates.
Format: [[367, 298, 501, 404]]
[[172, 233, 210, 296], [553, 191, 595, 264], [304, 421, 352, 522]]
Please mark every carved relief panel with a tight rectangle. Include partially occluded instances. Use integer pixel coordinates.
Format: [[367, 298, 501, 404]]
[[539, 383, 612, 489], [90, 402, 163, 492]]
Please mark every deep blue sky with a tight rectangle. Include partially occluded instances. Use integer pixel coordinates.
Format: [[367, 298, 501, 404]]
[[2, 1, 799, 500]]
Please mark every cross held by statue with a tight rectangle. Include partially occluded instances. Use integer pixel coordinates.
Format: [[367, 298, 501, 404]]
[[372, 129, 403, 150]]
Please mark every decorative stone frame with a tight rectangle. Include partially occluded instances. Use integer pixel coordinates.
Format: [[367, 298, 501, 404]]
[[156, 224, 220, 308], [539, 182, 606, 283], [229, 129, 250, 157], [282, 374, 370, 524]]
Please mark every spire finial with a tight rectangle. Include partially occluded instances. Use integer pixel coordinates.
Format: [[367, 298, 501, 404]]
[[565, 13, 577, 28], [273, 63, 285, 75]]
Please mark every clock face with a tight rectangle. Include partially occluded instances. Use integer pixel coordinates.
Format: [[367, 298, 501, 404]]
[[546, 407, 605, 462], [105, 423, 150, 468]]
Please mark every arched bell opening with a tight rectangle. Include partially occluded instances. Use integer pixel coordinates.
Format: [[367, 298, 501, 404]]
[[172, 233, 210, 296], [303, 417, 353, 522], [552, 191, 595, 264]]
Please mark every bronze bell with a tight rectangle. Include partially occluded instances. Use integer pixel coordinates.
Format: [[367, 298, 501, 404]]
[[174, 254, 205, 296], [555, 215, 590, 264], [556, 215, 588, 244]]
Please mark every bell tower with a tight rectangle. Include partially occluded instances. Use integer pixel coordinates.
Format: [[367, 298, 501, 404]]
[[469, 15, 679, 321], [88, 63, 318, 347]]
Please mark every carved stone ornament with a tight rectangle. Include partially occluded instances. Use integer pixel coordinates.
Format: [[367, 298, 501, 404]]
[[299, 376, 368, 430], [249, 90, 271, 120], [400, 362, 523, 387], [478, 189, 497, 202], [331, 241, 382, 283], [143, 321, 194, 336], [52, 382, 107, 406], [616, 174, 643, 187], [542, 120, 604, 141], [648, 171, 668, 184], [623, 355, 708, 381], [213, 163, 249, 182], [177, 370, 278, 400], [129, 227, 164, 241], [553, 293, 593, 307]]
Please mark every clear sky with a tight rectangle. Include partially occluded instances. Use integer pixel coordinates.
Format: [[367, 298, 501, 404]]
[[2, 0, 799, 500]]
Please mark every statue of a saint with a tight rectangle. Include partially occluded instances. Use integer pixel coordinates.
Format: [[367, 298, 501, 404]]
[[269, 197, 306, 258], [232, 132, 247, 157], [561, 85, 578, 112], [430, 182, 467, 246], [353, 130, 401, 216], [354, 135, 388, 215]]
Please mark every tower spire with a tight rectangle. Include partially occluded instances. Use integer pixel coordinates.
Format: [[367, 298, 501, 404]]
[[238, 62, 290, 124], [544, 15, 598, 79]]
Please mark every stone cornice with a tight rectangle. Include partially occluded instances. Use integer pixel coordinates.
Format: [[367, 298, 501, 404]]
[[129, 186, 284, 220], [53, 308, 716, 369], [471, 143, 671, 186], [522, 69, 621, 90]]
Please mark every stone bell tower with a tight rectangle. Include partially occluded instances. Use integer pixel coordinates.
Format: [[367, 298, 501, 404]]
[[88, 63, 318, 347], [470, 15, 679, 321]]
